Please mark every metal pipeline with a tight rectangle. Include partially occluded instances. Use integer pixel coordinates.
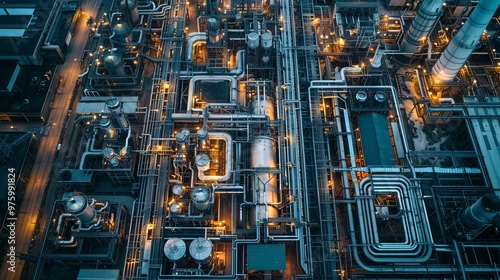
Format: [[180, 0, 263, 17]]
[[198, 132, 233, 182], [187, 76, 238, 112], [137, 3, 170, 15], [185, 32, 207, 62]]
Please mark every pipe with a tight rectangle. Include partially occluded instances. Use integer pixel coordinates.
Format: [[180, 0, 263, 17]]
[[137, 3, 170, 15], [197, 132, 233, 182], [186, 32, 207, 62], [187, 76, 238, 112], [370, 44, 385, 68], [432, 0, 500, 82], [79, 151, 101, 169]]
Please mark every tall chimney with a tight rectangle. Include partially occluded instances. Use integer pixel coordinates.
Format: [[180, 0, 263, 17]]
[[400, 0, 445, 56], [432, 0, 500, 83]]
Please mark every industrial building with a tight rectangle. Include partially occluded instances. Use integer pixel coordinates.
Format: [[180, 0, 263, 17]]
[[2, 0, 500, 279]]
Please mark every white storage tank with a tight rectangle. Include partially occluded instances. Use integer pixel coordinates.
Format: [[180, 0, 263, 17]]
[[247, 32, 260, 49], [191, 186, 211, 212], [102, 147, 120, 167], [103, 51, 126, 76], [250, 136, 278, 224], [252, 95, 275, 120], [176, 129, 190, 143], [164, 238, 187, 261], [260, 32, 273, 49], [64, 195, 97, 225], [169, 203, 182, 214], [195, 153, 211, 172], [189, 238, 213, 265], [172, 184, 185, 197]]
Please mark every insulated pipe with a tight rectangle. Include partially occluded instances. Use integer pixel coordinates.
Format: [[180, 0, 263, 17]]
[[187, 76, 238, 112], [432, 0, 500, 82], [400, 0, 445, 55], [186, 32, 207, 62], [79, 152, 101, 169], [197, 132, 233, 182], [370, 44, 385, 68]]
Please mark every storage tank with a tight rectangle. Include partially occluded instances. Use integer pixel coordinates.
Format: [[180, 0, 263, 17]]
[[172, 184, 185, 197], [111, 19, 132, 44], [356, 91, 368, 103], [196, 127, 208, 140], [99, 117, 116, 139], [189, 238, 213, 265], [374, 91, 387, 103], [102, 147, 120, 167], [121, 0, 140, 27], [164, 238, 187, 261], [103, 51, 127, 76], [250, 136, 278, 224], [176, 129, 190, 143], [252, 95, 275, 120], [260, 32, 273, 49], [169, 203, 182, 214], [196, 153, 211, 172], [64, 195, 97, 225], [247, 32, 260, 49], [191, 186, 211, 212], [207, 17, 221, 44], [461, 194, 500, 230], [106, 98, 129, 129]]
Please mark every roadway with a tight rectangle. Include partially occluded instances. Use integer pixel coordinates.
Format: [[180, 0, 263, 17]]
[[0, 0, 102, 279]]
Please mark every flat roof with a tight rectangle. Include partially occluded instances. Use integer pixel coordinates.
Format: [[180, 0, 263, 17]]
[[77, 269, 120, 280], [247, 244, 286, 271], [358, 112, 395, 166], [465, 96, 500, 196]]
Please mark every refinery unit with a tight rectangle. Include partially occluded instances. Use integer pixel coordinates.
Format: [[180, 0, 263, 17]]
[[20, 0, 500, 279]]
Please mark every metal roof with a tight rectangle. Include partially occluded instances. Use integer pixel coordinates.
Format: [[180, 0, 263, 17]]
[[357, 112, 395, 166], [77, 269, 120, 280], [77, 96, 138, 114], [247, 244, 286, 271], [465, 96, 500, 196]]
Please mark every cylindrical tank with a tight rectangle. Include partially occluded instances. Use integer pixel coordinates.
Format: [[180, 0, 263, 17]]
[[121, 0, 140, 27], [164, 238, 187, 261], [260, 32, 273, 49], [356, 91, 368, 103], [432, 0, 500, 82], [374, 91, 386, 103], [196, 153, 211, 172], [247, 32, 260, 49], [169, 203, 182, 214], [103, 51, 127, 76], [461, 194, 500, 230], [102, 147, 120, 167], [250, 136, 278, 225], [207, 17, 221, 44], [370, 44, 385, 68], [191, 186, 211, 212], [400, 0, 445, 55], [176, 129, 190, 143], [172, 184, 185, 196], [64, 195, 97, 225], [99, 117, 116, 139], [189, 238, 213, 265], [252, 95, 275, 120], [106, 98, 129, 129], [111, 19, 132, 43]]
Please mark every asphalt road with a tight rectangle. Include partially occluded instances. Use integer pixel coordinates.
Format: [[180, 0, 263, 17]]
[[0, 1, 101, 279]]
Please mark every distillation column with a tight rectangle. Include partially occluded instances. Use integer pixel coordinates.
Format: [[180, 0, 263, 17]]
[[400, 0, 445, 55], [432, 0, 500, 82]]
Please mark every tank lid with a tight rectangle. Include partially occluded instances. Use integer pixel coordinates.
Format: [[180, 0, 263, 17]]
[[172, 184, 184, 195], [195, 153, 210, 168], [356, 91, 368, 102], [374, 91, 386, 102], [65, 195, 87, 213], [189, 238, 212, 261], [191, 186, 210, 203], [164, 238, 186, 261], [169, 203, 182, 213]]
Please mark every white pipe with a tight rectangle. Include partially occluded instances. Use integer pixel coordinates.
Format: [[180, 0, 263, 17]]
[[79, 151, 101, 169], [197, 132, 233, 182], [137, 4, 170, 15], [186, 32, 207, 62]]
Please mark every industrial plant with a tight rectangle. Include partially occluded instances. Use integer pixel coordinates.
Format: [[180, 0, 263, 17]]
[[1, 0, 500, 279]]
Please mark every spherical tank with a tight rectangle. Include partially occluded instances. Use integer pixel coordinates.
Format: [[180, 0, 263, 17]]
[[64, 195, 97, 225], [189, 238, 213, 264], [172, 184, 185, 196], [191, 186, 211, 212], [247, 32, 260, 49], [461, 194, 500, 230], [252, 95, 275, 120], [164, 238, 186, 261], [196, 153, 211, 172], [260, 32, 273, 49]]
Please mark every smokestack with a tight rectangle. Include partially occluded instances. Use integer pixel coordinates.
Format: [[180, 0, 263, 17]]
[[400, 0, 445, 56], [432, 0, 500, 83]]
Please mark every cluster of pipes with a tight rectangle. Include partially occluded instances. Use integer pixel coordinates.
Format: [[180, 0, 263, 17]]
[[77, 98, 132, 168], [54, 193, 110, 247]]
